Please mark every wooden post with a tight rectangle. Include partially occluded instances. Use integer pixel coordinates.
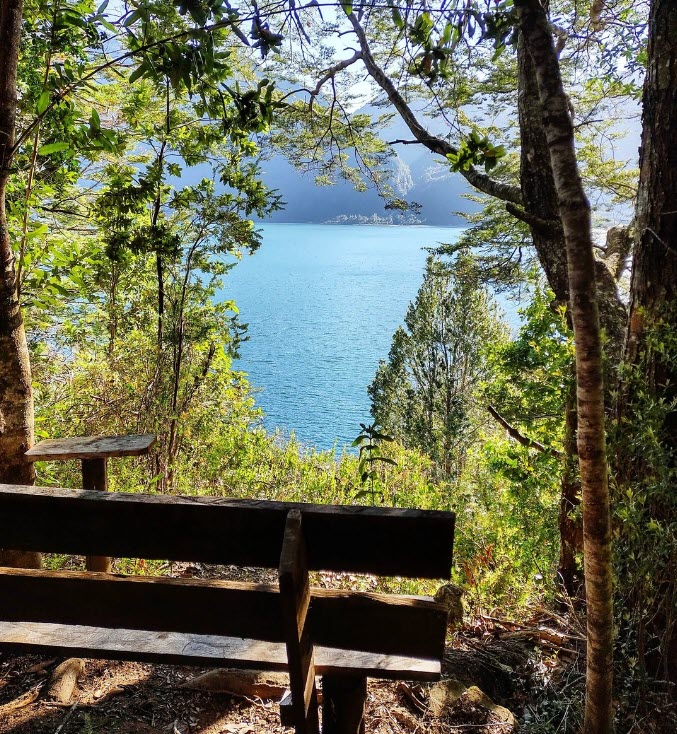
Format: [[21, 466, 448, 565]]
[[279, 510, 319, 734], [82, 458, 109, 572], [322, 675, 367, 734]]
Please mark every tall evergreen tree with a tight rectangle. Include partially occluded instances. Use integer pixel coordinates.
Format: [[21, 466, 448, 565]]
[[370, 253, 506, 478]]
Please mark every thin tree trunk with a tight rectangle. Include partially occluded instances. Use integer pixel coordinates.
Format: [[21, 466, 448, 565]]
[[0, 0, 41, 569], [516, 31, 568, 305], [558, 379, 582, 596], [515, 3, 613, 734]]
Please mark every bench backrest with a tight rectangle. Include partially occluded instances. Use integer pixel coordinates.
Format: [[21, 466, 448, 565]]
[[0, 484, 455, 578]]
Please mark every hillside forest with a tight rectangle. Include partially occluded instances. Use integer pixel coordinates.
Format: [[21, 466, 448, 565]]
[[0, 1, 675, 733]]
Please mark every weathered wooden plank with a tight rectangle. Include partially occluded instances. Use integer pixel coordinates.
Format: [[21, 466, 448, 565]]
[[311, 590, 449, 661], [81, 459, 108, 491], [0, 622, 441, 680], [279, 511, 319, 734], [279, 510, 311, 639], [82, 457, 111, 573], [0, 568, 448, 659], [25, 434, 156, 461], [0, 484, 455, 578]]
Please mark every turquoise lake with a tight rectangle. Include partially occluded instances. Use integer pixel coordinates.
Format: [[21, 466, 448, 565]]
[[219, 223, 501, 450]]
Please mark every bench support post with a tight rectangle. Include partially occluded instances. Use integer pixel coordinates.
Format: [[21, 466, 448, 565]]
[[82, 458, 110, 573], [322, 675, 367, 734], [279, 510, 319, 734]]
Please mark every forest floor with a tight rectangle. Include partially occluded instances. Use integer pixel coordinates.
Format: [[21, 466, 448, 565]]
[[0, 643, 529, 734]]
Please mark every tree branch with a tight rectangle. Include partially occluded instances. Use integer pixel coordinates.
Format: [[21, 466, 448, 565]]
[[487, 405, 562, 458], [505, 202, 562, 232], [347, 12, 523, 206], [309, 51, 362, 106]]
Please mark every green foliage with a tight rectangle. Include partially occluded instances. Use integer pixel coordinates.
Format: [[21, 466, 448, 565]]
[[452, 286, 569, 609], [611, 305, 677, 701], [352, 423, 396, 505], [435, 195, 535, 291], [486, 285, 573, 440], [370, 251, 508, 479], [447, 130, 507, 173]]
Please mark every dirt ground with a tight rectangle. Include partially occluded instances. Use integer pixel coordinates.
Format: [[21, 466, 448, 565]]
[[0, 650, 525, 734]]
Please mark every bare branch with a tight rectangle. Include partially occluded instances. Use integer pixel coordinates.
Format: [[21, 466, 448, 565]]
[[487, 405, 563, 458], [346, 12, 523, 206], [506, 202, 562, 232], [310, 51, 363, 103]]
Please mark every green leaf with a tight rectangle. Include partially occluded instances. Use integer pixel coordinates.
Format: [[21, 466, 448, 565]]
[[392, 8, 404, 29], [365, 456, 397, 466], [26, 224, 48, 239], [128, 64, 147, 84], [37, 142, 70, 155], [37, 90, 50, 115], [124, 9, 143, 26], [369, 430, 394, 441]]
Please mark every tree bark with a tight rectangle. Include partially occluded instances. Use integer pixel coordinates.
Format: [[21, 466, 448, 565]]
[[515, 3, 613, 734], [516, 29, 625, 596], [626, 0, 677, 406], [516, 32, 568, 304], [0, 0, 40, 569], [621, 0, 677, 684], [557, 380, 582, 597]]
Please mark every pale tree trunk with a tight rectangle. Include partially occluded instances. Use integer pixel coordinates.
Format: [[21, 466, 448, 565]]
[[0, 0, 41, 569], [515, 2, 613, 733], [517, 35, 581, 594]]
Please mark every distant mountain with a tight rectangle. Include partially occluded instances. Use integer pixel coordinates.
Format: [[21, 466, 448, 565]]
[[257, 89, 641, 226], [258, 152, 477, 226], [259, 99, 482, 226]]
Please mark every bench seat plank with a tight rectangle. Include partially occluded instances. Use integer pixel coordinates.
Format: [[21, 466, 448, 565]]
[[0, 484, 455, 579], [0, 568, 448, 660], [0, 622, 441, 681], [25, 435, 157, 461]]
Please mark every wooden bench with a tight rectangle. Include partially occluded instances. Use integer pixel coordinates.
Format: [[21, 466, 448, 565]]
[[0, 483, 455, 734]]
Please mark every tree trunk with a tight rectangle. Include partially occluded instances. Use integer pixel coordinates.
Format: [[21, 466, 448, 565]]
[[620, 0, 677, 684], [0, 0, 40, 569], [626, 0, 677, 410], [516, 32, 568, 305], [515, 3, 613, 734], [557, 379, 582, 597]]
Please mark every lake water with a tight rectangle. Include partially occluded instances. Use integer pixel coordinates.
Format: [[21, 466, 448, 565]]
[[219, 223, 485, 450]]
